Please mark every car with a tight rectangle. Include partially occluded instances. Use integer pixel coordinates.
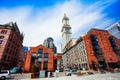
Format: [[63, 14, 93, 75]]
[[71, 69, 78, 74], [65, 70, 72, 76], [0, 70, 11, 80], [10, 67, 20, 74]]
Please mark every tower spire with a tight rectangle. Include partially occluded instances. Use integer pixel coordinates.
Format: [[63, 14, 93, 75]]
[[61, 13, 72, 53], [62, 13, 69, 22], [64, 13, 67, 17]]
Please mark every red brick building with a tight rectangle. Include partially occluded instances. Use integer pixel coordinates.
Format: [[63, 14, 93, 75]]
[[24, 45, 61, 72], [62, 28, 120, 71], [0, 22, 23, 70], [83, 28, 120, 70]]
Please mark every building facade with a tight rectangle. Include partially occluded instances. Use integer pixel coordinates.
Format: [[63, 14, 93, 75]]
[[43, 37, 57, 53], [62, 37, 89, 70], [0, 22, 23, 70], [65, 38, 77, 51], [62, 28, 120, 71], [61, 14, 72, 53], [19, 46, 29, 67], [106, 21, 120, 39], [24, 45, 60, 72]]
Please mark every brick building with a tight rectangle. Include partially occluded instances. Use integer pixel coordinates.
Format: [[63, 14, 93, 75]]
[[83, 28, 120, 70], [0, 22, 23, 70], [62, 28, 120, 70], [24, 45, 61, 72]]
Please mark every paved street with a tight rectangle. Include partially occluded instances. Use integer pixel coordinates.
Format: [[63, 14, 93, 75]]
[[10, 72, 120, 80], [10, 73, 31, 80]]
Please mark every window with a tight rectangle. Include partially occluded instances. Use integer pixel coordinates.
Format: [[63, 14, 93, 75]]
[[32, 52, 36, 58], [0, 40, 3, 44], [38, 49, 42, 63], [7, 56, 10, 61], [1, 30, 7, 34], [44, 53, 48, 58], [43, 62, 48, 70], [38, 58, 42, 62], [38, 49, 42, 58], [0, 36, 4, 39], [38, 49, 42, 53], [3, 55, 7, 60], [31, 52, 36, 62], [0, 70, 9, 74], [114, 32, 120, 38], [44, 58, 48, 62], [43, 53, 48, 70], [31, 52, 36, 67], [66, 29, 70, 33], [6, 48, 9, 53], [38, 54, 42, 58], [44, 53, 48, 62], [8, 43, 10, 47]]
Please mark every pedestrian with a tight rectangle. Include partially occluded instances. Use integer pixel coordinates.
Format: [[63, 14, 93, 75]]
[[50, 71, 53, 77], [19, 67, 22, 74]]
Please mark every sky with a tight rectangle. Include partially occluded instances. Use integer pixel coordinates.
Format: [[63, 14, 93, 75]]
[[0, 0, 120, 52]]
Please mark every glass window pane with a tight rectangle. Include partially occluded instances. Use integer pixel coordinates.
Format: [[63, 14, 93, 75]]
[[32, 52, 36, 58], [38, 49, 42, 58], [44, 58, 48, 62], [38, 49, 42, 53], [38, 54, 42, 58], [38, 58, 42, 62], [31, 52, 36, 68], [43, 62, 48, 69], [0, 40, 3, 44], [44, 53, 48, 58]]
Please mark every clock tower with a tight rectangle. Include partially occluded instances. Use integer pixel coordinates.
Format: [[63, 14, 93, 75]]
[[61, 13, 72, 53]]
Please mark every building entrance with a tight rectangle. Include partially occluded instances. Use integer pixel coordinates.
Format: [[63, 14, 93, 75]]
[[98, 61, 107, 70]]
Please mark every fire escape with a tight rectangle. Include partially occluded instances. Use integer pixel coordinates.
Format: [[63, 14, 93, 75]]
[[90, 34, 106, 70], [109, 36, 120, 68]]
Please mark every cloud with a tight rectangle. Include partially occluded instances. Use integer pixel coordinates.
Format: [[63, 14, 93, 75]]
[[0, 0, 117, 52]]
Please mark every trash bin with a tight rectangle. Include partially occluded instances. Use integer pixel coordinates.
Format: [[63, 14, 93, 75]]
[[48, 71, 50, 78]]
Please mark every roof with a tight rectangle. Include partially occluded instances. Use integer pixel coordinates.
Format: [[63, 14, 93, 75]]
[[87, 28, 108, 34], [0, 22, 24, 40]]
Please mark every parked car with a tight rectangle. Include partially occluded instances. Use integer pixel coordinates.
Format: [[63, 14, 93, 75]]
[[10, 67, 20, 74], [0, 70, 11, 80], [71, 69, 78, 74], [65, 70, 72, 76]]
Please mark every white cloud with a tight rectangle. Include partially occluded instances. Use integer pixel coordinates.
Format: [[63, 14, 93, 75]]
[[0, 0, 117, 52]]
